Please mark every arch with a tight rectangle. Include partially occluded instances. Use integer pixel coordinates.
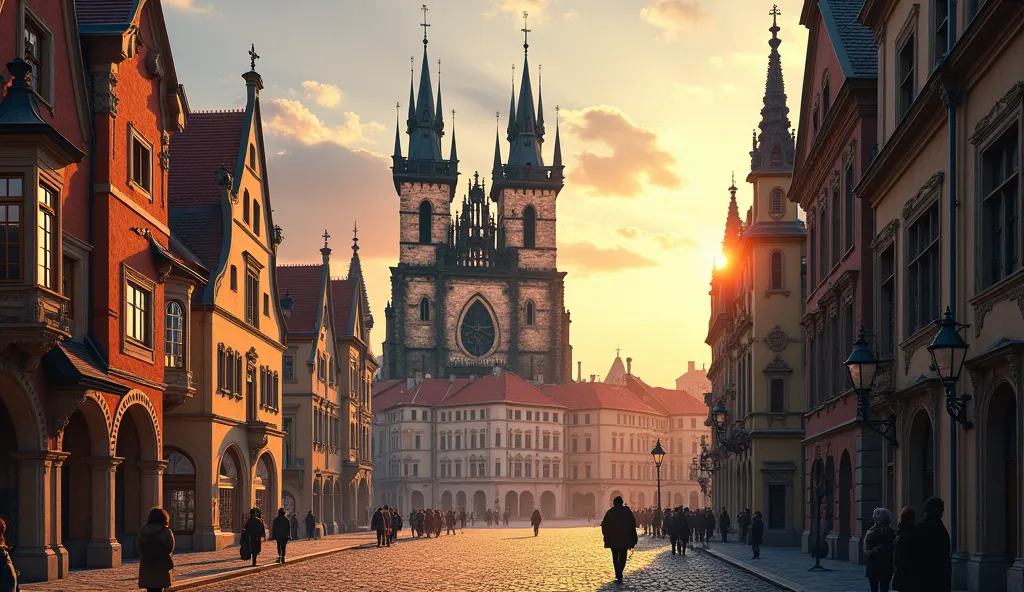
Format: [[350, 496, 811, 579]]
[[163, 446, 197, 534], [0, 362, 48, 448], [217, 445, 246, 533], [525, 300, 536, 326], [456, 491, 467, 512], [419, 297, 430, 322], [505, 490, 519, 517], [907, 410, 935, 513], [322, 480, 334, 532], [523, 205, 536, 249], [674, 492, 683, 507], [411, 489, 425, 510], [111, 390, 161, 461], [357, 478, 370, 526], [418, 201, 432, 244], [540, 491, 556, 518], [473, 490, 487, 516], [838, 451, 853, 560], [457, 295, 499, 358], [770, 250, 784, 290], [254, 452, 276, 521], [441, 490, 453, 511], [164, 300, 185, 368], [520, 491, 535, 516], [689, 491, 699, 509], [607, 490, 624, 509], [982, 381, 1018, 559]]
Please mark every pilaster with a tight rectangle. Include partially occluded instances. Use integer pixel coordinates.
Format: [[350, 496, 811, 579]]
[[10, 451, 58, 582], [49, 451, 70, 578], [851, 431, 882, 564], [138, 460, 168, 519], [85, 456, 123, 568]]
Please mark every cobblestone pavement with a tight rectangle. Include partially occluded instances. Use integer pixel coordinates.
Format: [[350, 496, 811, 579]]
[[22, 532, 378, 591], [192, 527, 785, 592]]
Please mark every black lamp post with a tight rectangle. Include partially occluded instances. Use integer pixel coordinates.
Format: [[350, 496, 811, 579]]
[[711, 400, 748, 455], [844, 327, 898, 447], [927, 306, 973, 429], [651, 439, 666, 515]]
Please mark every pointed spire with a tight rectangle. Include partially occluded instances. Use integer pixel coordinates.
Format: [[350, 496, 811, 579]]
[[434, 59, 444, 139], [506, 65, 517, 143], [492, 111, 503, 176], [508, 10, 544, 167], [406, 57, 416, 132], [347, 220, 371, 320], [406, 6, 442, 162], [724, 175, 742, 254], [392, 101, 402, 161], [449, 109, 458, 163], [750, 4, 795, 175], [552, 105, 562, 168], [536, 64, 546, 142]]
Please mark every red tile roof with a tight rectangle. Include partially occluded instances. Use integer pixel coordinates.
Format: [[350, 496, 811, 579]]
[[75, 0, 136, 25], [372, 378, 472, 411], [627, 376, 707, 416], [331, 279, 355, 337], [438, 372, 565, 408], [169, 111, 246, 208], [277, 264, 324, 334], [540, 382, 657, 413]]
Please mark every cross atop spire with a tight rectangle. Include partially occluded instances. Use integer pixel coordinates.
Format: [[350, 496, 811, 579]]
[[352, 222, 359, 253], [322, 229, 331, 249], [420, 4, 430, 45], [248, 43, 260, 71], [769, 4, 781, 34], [522, 11, 531, 53], [616, 345, 621, 358]]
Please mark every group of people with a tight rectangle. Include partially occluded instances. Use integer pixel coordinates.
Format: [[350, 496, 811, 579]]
[[370, 505, 405, 546], [483, 508, 511, 526], [631, 506, 755, 547], [862, 497, 953, 592]]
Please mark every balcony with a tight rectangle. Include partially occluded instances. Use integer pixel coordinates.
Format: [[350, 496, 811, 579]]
[[164, 368, 196, 408], [0, 285, 70, 368]]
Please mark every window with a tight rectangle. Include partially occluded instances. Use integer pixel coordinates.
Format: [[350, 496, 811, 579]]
[[455, 434, 461, 449], [164, 451, 196, 534], [543, 434, 550, 449], [418, 201, 432, 244], [543, 412, 549, 421], [131, 131, 153, 195], [898, 34, 916, 121], [573, 414, 578, 425], [0, 177, 23, 281], [572, 438, 577, 452], [981, 127, 1019, 288], [412, 410, 418, 420], [612, 464, 616, 479], [844, 165, 855, 251], [831, 185, 841, 267], [37, 184, 55, 289], [515, 410, 521, 420], [524, 300, 537, 326], [495, 431, 501, 447], [526, 411, 532, 421], [245, 269, 260, 328], [470, 410, 476, 420], [585, 465, 591, 480], [253, 201, 261, 236], [514, 433, 522, 448], [572, 464, 578, 480], [770, 188, 784, 218], [249, 144, 257, 170], [770, 379, 785, 413], [126, 282, 150, 345], [907, 204, 940, 335], [880, 246, 896, 358], [770, 251, 783, 290], [553, 413, 558, 423], [470, 434, 477, 448], [612, 436, 616, 451], [690, 417, 696, 429], [523, 205, 536, 248], [585, 413, 590, 425], [164, 301, 185, 368], [768, 484, 786, 529], [23, 17, 49, 100], [524, 462, 532, 478], [585, 436, 591, 452], [553, 434, 559, 450], [230, 265, 238, 291], [495, 462, 501, 477], [932, 0, 949, 65], [283, 354, 294, 380], [243, 190, 250, 223], [818, 208, 828, 280], [525, 433, 532, 448], [822, 70, 831, 117]]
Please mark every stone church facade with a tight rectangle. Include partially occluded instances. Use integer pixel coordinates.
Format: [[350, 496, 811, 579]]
[[382, 19, 571, 384]]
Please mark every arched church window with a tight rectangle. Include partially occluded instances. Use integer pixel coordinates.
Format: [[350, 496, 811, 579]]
[[770, 188, 785, 219], [525, 301, 535, 326], [419, 297, 430, 322], [460, 300, 496, 357], [523, 206, 536, 249], [243, 189, 250, 224], [164, 300, 185, 368], [418, 201, 432, 244], [770, 251, 784, 290]]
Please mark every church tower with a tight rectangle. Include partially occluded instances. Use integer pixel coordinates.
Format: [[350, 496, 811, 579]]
[[384, 9, 570, 384]]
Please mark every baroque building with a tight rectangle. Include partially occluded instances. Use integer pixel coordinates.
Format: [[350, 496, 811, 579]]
[[382, 17, 570, 383], [705, 11, 807, 546]]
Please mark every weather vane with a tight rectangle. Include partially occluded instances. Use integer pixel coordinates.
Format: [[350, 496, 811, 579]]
[[421, 4, 430, 44], [521, 11, 531, 52], [352, 222, 359, 252], [248, 43, 260, 71]]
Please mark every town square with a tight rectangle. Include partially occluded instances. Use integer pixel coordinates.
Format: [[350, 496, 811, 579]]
[[0, 0, 1022, 590]]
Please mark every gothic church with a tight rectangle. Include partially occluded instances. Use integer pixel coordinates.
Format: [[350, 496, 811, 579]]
[[383, 16, 571, 383]]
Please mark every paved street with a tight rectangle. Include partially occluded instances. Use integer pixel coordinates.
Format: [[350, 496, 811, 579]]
[[191, 526, 783, 592]]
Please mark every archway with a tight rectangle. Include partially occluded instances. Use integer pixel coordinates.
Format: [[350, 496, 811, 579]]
[[907, 411, 935, 513], [520, 491, 535, 516], [571, 493, 583, 516], [411, 489, 425, 510], [0, 370, 49, 557], [218, 447, 245, 535], [113, 395, 161, 559], [607, 490, 624, 509], [838, 451, 853, 560], [689, 491, 699, 509], [473, 490, 486, 516], [675, 492, 684, 507], [357, 479, 370, 526], [984, 382, 1017, 564], [163, 448, 196, 536], [441, 491, 453, 511], [61, 397, 112, 568], [583, 493, 596, 517], [540, 491, 556, 518], [456, 491, 467, 513], [504, 490, 519, 517], [322, 480, 334, 534], [254, 454, 275, 522], [0, 396, 19, 549], [824, 455, 836, 540]]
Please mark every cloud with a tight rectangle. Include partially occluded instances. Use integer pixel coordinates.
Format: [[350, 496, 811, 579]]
[[616, 227, 695, 249], [560, 242, 658, 274], [672, 83, 715, 105], [490, 0, 550, 19], [708, 56, 724, 68], [302, 81, 343, 108], [721, 83, 738, 95], [561, 105, 682, 197], [164, 0, 215, 14], [731, 52, 766, 69], [263, 99, 383, 147], [563, 10, 580, 20], [640, 0, 711, 39]]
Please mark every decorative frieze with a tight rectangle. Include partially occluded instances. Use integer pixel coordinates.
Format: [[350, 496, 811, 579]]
[[968, 270, 1024, 337], [901, 172, 944, 221], [970, 82, 1023, 145], [90, 67, 119, 117], [870, 218, 899, 251]]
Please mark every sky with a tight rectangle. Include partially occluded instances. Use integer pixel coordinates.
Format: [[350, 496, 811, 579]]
[[162, 0, 810, 389]]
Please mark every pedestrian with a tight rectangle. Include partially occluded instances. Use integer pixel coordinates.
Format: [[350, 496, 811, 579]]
[[531, 508, 542, 536], [392, 509, 403, 543], [304, 510, 316, 541], [434, 509, 442, 537], [601, 496, 638, 584], [864, 507, 895, 592], [915, 498, 951, 592], [371, 506, 386, 546], [244, 508, 266, 567], [662, 508, 672, 542], [271, 508, 291, 564], [0, 517, 16, 592], [671, 507, 688, 556], [891, 506, 919, 592], [289, 512, 299, 540], [749, 511, 764, 559], [459, 508, 466, 530], [652, 506, 662, 538], [471, 511, 475, 527], [423, 508, 433, 538], [137, 507, 175, 592], [719, 507, 731, 543], [705, 509, 715, 544], [739, 508, 751, 543]]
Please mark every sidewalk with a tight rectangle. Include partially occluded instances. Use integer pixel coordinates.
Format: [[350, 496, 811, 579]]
[[698, 540, 970, 592], [22, 531, 383, 591]]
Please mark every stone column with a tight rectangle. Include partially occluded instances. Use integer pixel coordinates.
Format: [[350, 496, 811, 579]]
[[138, 460, 167, 518], [10, 451, 57, 582], [86, 457, 122, 568], [49, 451, 70, 578], [850, 432, 882, 564]]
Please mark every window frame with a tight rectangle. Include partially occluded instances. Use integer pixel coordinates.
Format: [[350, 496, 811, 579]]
[[37, 183, 57, 291], [19, 7, 54, 105], [418, 200, 432, 245], [128, 123, 155, 199], [895, 9, 918, 123], [769, 250, 784, 291], [419, 296, 430, 322], [164, 300, 186, 368], [930, 0, 949, 67], [62, 233, 90, 339], [979, 124, 1020, 289], [523, 205, 537, 249], [123, 264, 157, 362], [525, 300, 536, 325], [0, 175, 25, 283], [905, 201, 941, 337]]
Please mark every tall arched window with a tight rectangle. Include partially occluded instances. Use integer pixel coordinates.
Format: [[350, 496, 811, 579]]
[[164, 301, 184, 368], [523, 206, 536, 249], [419, 297, 430, 321], [418, 201, 432, 244], [243, 189, 250, 224], [164, 449, 196, 534], [525, 301, 535, 325], [822, 69, 831, 116], [770, 251, 784, 290]]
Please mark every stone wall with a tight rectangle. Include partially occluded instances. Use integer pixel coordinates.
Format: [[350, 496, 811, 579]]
[[398, 182, 453, 266], [498, 187, 557, 270]]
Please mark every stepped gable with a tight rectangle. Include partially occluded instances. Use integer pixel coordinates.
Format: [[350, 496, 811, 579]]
[[437, 372, 564, 408], [540, 382, 657, 414], [276, 265, 324, 334]]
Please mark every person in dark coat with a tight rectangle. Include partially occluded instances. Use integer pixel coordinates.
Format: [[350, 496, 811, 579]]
[[672, 508, 689, 555], [289, 512, 299, 540], [662, 508, 674, 549], [137, 507, 175, 592], [915, 497, 951, 592], [271, 508, 291, 564], [863, 507, 895, 592], [749, 511, 764, 558], [392, 510, 402, 543], [459, 509, 467, 529], [433, 509, 442, 537], [304, 511, 316, 541], [531, 509, 542, 536], [719, 507, 731, 542], [243, 509, 266, 567], [891, 506, 919, 592], [739, 508, 751, 543], [423, 509, 433, 538], [0, 517, 17, 592], [601, 496, 638, 584], [371, 506, 385, 546], [705, 509, 715, 543]]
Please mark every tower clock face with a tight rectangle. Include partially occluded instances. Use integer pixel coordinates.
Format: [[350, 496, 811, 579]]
[[460, 301, 496, 357]]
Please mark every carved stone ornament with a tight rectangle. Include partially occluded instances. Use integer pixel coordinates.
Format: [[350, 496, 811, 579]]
[[764, 326, 794, 352], [146, 48, 164, 80], [159, 131, 171, 172], [763, 356, 792, 373], [841, 139, 857, 170], [971, 82, 1023, 145], [764, 472, 792, 485], [870, 218, 900, 251], [91, 68, 119, 117], [970, 271, 1024, 337], [901, 172, 944, 221], [830, 170, 840, 192], [246, 346, 259, 361]]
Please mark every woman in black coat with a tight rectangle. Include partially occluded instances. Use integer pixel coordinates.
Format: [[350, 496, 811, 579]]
[[864, 508, 896, 592], [749, 511, 764, 559], [601, 497, 638, 584], [243, 509, 266, 567], [891, 506, 918, 592]]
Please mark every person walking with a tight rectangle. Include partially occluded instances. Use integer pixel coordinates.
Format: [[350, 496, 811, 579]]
[[891, 506, 919, 592], [863, 507, 896, 592], [531, 509, 542, 536], [0, 518, 17, 592], [601, 496, 638, 584], [459, 509, 466, 530], [304, 511, 316, 541], [392, 509, 402, 543], [289, 512, 299, 541], [719, 507, 731, 543], [271, 508, 291, 564], [739, 508, 751, 544], [137, 507, 175, 592], [662, 508, 674, 548], [749, 511, 764, 559], [244, 509, 266, 567], [915, 498, 951, 592], [671, 507, 688, 556]]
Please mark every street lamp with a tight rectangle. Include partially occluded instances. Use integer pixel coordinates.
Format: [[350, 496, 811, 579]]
[[927, 306, 973, 429], [711, 400, 728, 430], [844, 327, 898, 447], [651, 439, 665, 514], [710, 400, 748, 456]]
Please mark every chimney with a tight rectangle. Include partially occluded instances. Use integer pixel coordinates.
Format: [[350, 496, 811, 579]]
[[626, 357, 633, 376], [688, 361, 696, 373], [590, 374, 596, 383], [406, 377, 415, 390], [577, 361, 582, 383], [449, 374, 456, 383]]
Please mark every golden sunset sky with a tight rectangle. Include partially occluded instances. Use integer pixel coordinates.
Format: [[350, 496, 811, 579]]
[[164, 0, 810, 388]]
